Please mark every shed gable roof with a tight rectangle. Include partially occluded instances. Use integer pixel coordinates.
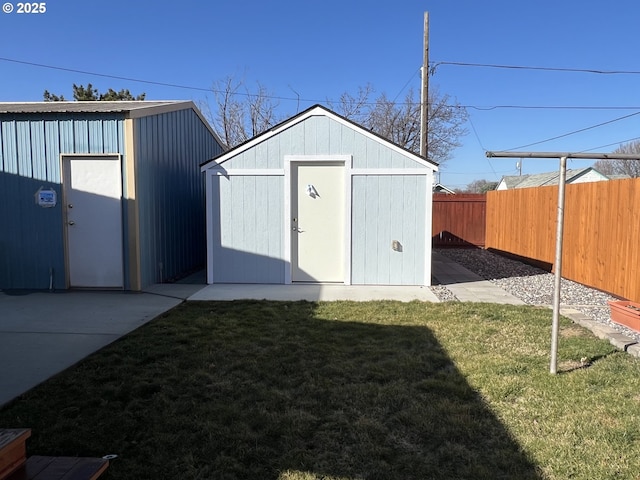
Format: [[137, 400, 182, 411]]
[[201, 104, 438, 171]]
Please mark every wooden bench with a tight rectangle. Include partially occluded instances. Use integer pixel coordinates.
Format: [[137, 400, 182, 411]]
[[0, 429, 108, 480], [7, 456, 109, 480], [0, 429, 31, 480]]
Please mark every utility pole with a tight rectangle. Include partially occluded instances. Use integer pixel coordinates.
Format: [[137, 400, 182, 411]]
[[420, 11, 429, 159]]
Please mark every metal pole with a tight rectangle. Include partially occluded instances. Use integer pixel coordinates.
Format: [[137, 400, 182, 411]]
[[550, 156, 568, 374], [420, 11, 429, 158]]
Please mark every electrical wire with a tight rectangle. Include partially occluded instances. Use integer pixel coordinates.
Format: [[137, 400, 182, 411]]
[[498, 111, 640, 152], [7, 56, 640, 113], [579, 136, 640, 153], [433, 61, 640, 75]]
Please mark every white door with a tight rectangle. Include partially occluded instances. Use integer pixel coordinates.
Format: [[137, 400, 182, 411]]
[[291, 163, 345, 282], [63, 156, 124, 288]]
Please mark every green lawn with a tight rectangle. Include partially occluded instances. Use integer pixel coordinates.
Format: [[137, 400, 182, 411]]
[[1, 301, 639, 479]]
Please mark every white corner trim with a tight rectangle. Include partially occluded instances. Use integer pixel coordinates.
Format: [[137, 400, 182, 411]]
[[350, 168, 431, 176], [423, 171, 434, 286], [205, 173, 215, 284], [283, 160, 292, 284], [214, 169, 285, 176]]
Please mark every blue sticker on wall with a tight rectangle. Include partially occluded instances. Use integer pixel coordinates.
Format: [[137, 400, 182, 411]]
[[35, 187, 57, 208]]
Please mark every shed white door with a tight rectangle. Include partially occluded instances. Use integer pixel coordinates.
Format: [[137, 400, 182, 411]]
[[291, 163, 345, 282], [63, 156, 124, 288]]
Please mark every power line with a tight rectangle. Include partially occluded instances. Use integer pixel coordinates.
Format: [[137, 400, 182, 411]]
[[433, 61, 640, 75], [498, 111, 640, 152], [580, 136, 640, 153], [0, 56, 321, 102], [391, 68, 421, 103], [6, 56, 640, 112], [464, 104, 640, 111]]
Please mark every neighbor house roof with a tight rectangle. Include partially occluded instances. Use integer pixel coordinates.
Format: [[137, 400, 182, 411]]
[[498, 167, 608, 189], [201, 104, 438, 170], [433, 183, 456, 194]]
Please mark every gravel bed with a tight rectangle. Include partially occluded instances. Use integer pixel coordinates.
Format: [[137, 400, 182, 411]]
[[431, 248, 640, 343]]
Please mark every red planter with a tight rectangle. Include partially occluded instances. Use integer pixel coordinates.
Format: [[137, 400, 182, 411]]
[[608, 301, 640, 332]]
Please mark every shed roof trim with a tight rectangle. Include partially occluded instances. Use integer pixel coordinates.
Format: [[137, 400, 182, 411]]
[[201, 104, 438, 171], [0, 100, 191, 114], [0, 100, 224, 148]]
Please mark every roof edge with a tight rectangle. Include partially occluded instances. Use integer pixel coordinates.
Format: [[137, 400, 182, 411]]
[[201, 104, 438, 170]]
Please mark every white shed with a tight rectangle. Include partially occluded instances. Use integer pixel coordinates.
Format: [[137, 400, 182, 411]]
[[201, 105, 438, 286]]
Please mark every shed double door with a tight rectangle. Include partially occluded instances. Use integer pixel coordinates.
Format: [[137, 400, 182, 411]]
[[291, 162, 345, 282], [63, 156, 124, 288]]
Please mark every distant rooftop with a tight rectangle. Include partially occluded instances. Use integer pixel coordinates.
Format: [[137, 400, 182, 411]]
[[499, 168, 605, 189]]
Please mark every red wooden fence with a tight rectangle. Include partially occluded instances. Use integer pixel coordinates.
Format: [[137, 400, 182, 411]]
[[432, 194, 486, 247]]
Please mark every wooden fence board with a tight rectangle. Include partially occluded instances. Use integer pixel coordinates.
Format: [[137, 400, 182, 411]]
[[486, 178, 640, 302], [432, 194, 486, 247]]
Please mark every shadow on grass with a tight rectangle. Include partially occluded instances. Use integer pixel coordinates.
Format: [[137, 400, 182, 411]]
[[0, 301, 542, 480]]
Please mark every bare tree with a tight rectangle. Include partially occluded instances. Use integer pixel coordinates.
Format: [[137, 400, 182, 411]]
[[332, 85, 467, 165], [207, 76, 281, 148], [207, 76, 468, 165], [464, 179, 498, 193], [328, 83, 374, 120], [592, 140, 640, 177]]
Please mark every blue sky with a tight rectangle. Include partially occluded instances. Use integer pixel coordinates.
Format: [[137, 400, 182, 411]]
[[2, 0, 640, 188]]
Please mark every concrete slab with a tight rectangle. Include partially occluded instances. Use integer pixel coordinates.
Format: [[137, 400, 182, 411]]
[[189, 284, 440, 302], [0, 290, 182, 407], [432, 253, 525, 305]]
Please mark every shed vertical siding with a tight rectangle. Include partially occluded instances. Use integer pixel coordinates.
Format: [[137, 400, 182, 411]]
[[134, 109, 223, 287], [0, 113, 125, 289], [209, 175, 284, 283], [351, 175, 426, 285]]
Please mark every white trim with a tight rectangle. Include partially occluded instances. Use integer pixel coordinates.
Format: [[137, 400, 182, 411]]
[[284, 155, 352, 285], [205, 171, 215, 284], [58, 152, 122, 158], [283, 160, 292, 284], [213, 169, 285, 176], [285, 154, 352, 164], [350, 168, 431, 176], [423, 171, 434, 286], [343, 162, 352, 285], [202, 106, 438, 172]]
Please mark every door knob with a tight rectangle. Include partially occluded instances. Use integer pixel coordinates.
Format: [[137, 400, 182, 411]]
[[68, 221, 75, 225]]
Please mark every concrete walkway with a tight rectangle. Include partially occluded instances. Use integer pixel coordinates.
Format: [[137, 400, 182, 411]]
[[431, 252, 525, 305], [189, 283, 440, 302]]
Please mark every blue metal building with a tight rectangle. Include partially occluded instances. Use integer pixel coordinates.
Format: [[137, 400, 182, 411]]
[[0, 101, 224, 290], [201, 105, 438, 286]]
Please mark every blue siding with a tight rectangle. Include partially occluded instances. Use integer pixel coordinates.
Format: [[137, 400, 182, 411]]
[[135, 109, 223, 287], [221, 115, 424, 171], [351, 175, 426, 285], [211, 175, 284, 283], [0, 113, 125, 289]]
